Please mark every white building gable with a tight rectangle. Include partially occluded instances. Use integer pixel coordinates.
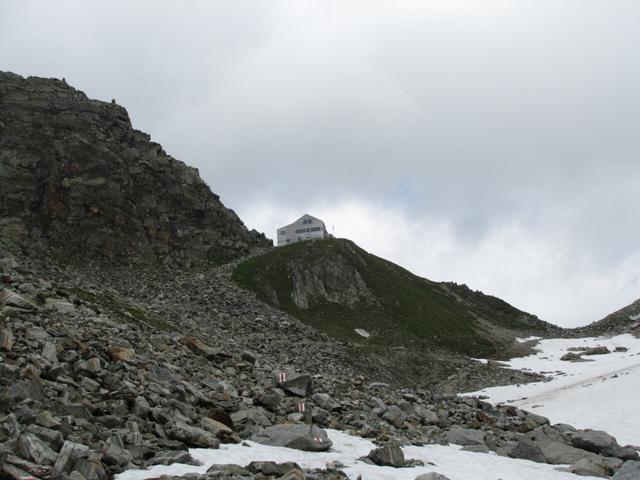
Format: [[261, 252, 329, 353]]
[[276, 214, 329, 246]]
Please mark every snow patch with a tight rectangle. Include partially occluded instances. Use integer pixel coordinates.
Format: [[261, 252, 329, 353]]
[[465, 334, 640, 446], [515, 336, 542, 343], [116, 429, 600, 480]]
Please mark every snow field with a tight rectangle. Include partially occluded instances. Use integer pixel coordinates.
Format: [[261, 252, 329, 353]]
[[466, 334, 640, 446]]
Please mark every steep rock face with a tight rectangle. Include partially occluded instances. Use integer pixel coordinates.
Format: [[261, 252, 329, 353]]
[[0, 72, 269, 264], [288, 253, 378, 310]]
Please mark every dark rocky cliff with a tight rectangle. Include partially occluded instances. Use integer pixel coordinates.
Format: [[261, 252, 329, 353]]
[[0, 72, 269, 264]]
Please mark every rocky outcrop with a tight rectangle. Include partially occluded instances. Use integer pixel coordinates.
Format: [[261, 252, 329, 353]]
[[0, 72, 270, 264], [288, 253, 378, 310], [579, 298, 640, 336]]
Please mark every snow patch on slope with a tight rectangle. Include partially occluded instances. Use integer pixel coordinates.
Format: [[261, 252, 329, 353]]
[[466, 334, 640, 446], [116, 429, 600, 480]]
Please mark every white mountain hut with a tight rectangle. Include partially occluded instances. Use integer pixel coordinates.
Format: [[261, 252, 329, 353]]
[[276, 214, 330, 246]]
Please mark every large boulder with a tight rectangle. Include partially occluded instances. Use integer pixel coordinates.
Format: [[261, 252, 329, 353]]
[[568, 430, 638, 460], [537, 440, 599, 465], [147, 450, 200, 466], [251, 424, 332, 452], [568, 457, 612, 478], [382, 405, 408, 428], [446, 427, 486, 447], [166, 421, 220, 448], [246, 461, 302, 476], [273, 372, 312, 397], [414, 474, 451, 480], [0, 289, 35, 312], [508, 437, 547, 464], [367, 445, 405, 467], [16, 433, 58, 465]]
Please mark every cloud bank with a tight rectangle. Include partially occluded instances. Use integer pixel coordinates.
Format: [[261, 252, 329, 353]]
[[1, 0, 638, 326]]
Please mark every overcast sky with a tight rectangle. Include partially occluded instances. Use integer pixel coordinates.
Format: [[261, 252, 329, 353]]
[[1, 0, 639, 327]]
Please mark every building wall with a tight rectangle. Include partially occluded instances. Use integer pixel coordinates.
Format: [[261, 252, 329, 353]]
[[276, 215, 327, 246]]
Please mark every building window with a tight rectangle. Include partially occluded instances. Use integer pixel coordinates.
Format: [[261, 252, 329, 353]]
[[280, 230, 286, 235]]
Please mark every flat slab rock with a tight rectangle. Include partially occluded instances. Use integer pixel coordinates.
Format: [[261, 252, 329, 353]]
[[445, 427, 486, 447], [250, 424, 332, 452]]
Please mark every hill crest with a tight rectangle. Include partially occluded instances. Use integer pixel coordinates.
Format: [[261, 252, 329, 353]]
[[233, 238, 560, 358], [0, 72, 269, 264]]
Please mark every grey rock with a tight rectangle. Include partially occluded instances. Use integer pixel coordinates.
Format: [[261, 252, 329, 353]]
[[3, 380, 45, 403], [52, 441, 89, 476], [206, 463, 252, 475], [166, 421, 220, 448], [251, 424, 332, 452], [0, 327, 14, 350], [25, 424, 64, 450], [461, 444, 490, 453], [508, 437, 547, 464], [568, 430, 638, 460], [255, 390, 282, 412], [414, 474, 452, 480], [148, 450, 199, 466], [246, 461, 302, 476], [446, 427, 486, 446], [569, 457, 612, 478], [230, 408, 272, 436], [367, 445, 405, 467], [538, 440, 599, 465], [73, 455, 107, 480], [200, 417, 233, 437], [62, 403, 93, 419], [583, 346, 611, 355], [274, 372, 312, 397], [0, 289, 35, 311], [383, 405, 408, 428], [414, 405, 438, 424], [614, 460, 640, 480], [102, 436, 132, 467], [311, 393, 340, 411], [16, 433, 58, 465], [561, 352, 586, 362], [75, 357, 102, 375]]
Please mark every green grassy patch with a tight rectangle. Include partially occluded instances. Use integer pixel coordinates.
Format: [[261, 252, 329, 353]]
[[233, 239, 547, 357]]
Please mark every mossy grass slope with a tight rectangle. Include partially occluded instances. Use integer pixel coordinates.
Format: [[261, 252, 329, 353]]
[[233, 238, 550, 357]]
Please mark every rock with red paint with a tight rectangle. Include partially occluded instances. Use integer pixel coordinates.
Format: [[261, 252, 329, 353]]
[[273, 371, 313, 397]]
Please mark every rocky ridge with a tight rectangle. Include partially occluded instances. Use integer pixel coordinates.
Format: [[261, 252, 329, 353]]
[[578, 298, 640, 337], [0, 72, 269, 265]]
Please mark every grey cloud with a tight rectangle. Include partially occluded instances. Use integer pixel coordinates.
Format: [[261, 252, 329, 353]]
[[1, 0, 638, 324]]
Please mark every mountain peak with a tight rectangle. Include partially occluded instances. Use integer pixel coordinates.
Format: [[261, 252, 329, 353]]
[[0, 72, 270, 264]]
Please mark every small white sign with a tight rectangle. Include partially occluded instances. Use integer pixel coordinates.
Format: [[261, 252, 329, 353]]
[[354, 328, 370, 338]]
